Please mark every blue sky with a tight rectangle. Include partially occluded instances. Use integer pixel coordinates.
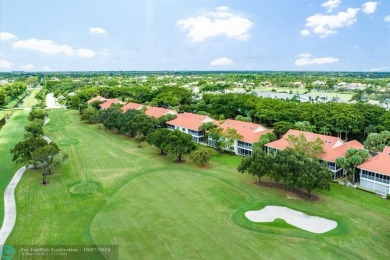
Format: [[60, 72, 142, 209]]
[[0, 0, 389, 71]]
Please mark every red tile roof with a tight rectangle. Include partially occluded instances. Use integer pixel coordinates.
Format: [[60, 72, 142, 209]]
[[87, 95, 106, 104], [265, 129, 364, 162], [166, 112, 214, 131], [121, 102, 144, 113], [99, 98, 121, 109], [358, 146, 390, 176], [144, 106, 177, 118], [215, 119, 273, 143]]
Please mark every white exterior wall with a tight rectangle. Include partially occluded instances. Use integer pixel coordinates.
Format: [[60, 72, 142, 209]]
[[360, 169, 390, 196]]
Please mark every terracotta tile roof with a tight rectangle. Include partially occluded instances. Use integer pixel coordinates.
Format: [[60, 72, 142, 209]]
[[99, 98, 121, 109], [215, 119, 273, 144], [121, 102, 144, 113], [166, 112, 214, 131], [358, 146, 390, 176], [144, 106, 177, 118], [265, 129, 364, 162], [87, 95, 106, 104]]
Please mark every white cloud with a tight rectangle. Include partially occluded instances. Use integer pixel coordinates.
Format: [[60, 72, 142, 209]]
[[384, 15, 390, 22], [44, 66, 52, 71], [304, 8, 360, 37], [89, 27, 107, 35], [12, 38, 95, 58], [76, 48, 96, 58], [12, 39, 75, 56], [0, 32, 17, 41], [362, 2, 377, 14], [0, 59, 13, 69], [177, 6, 253, 42], [369, 67, 389, 72], [99, 48, 110, 56], [295, 53, 339, 66], [321, 0, 341, 13], [20, 64, 35, 70], [300, 29, 311, 36], [210, 57, 233, 66]]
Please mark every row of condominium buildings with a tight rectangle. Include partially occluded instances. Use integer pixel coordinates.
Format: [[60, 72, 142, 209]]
[[88, 96, 390, 196]]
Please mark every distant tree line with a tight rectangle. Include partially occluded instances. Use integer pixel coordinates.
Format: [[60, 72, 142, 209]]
[[0, 82, 27, 107]]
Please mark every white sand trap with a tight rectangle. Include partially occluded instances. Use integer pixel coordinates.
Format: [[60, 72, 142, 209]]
[[245, 206, 337, 234]]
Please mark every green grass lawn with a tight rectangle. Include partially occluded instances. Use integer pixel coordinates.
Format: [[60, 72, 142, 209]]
[[0, 89, 40, 224], [5, 110, 390, 259]]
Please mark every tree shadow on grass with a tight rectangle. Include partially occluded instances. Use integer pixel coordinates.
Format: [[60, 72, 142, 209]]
[[255, 181, 320, 201]]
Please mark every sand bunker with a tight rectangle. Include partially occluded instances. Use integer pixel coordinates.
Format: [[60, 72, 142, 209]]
[[245, 206, 337, 233]]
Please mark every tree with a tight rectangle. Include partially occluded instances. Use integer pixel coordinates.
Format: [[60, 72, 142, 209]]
[[267, 149, 332, 197], [147, 128, 171, 154], [163, 130, 196, 162], [31, 144, 60, 184], [190, 147, 217, 167], [208, 127, 224, 150], [237, 149, 273, 183], [253, 132, 276, 151], [377, 112, 390, 131], [363, 125, 377, 138], [294, 121, 316, 132], [295, 156, 332, 198], [199, 122, 216, 142], [220, 128, 242, 151], [80, 107, 99, 123], [135, 133, 147, 148], [273, 121, 295, 138], [364, 131, 390, 153], [117, 109, 142, 134], [235, 115, 252, 122], [127, 114, 156, 139], [336, 148, 370, 184], [10, 136, 48, 166], [158, 113, 177, 128], [28, 109, 48, 121], [286, 134, 325, 158], [25, 119, 44, 137], [318, 126, 331, 136]]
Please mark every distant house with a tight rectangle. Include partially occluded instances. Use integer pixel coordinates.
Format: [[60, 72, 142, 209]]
[[121, 102, 145, 113], [99, 98, 121, 109], [144, 106, 177, 119], [357, 146, 390, 196], [121, 102, 177, 118], [208, 119, 273, 156], [87, 95, 106, 104], [166, 113, 214, 143], [265, 129, 364, 179]]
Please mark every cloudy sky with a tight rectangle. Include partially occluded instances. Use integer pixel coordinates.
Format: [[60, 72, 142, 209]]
[[0, 0, 389, 71]]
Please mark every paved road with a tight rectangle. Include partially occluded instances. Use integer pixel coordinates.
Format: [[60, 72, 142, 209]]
[[46, 93, 63, 109]]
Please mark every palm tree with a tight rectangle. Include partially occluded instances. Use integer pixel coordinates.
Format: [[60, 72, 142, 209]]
[[199, 122, 216, 143], [336, 148, 370, 184], [318, 126, 331, 136]]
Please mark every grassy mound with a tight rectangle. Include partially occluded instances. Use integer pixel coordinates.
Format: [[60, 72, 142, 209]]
[[69, 181, 101, 195]]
